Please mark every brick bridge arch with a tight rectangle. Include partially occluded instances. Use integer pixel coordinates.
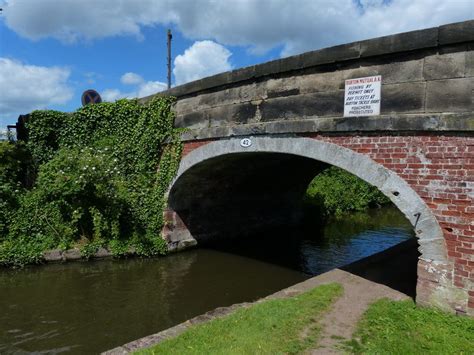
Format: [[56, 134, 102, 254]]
[[163, 135, 462, 310], [167, 136, 446, 262], [152, 20, 473, 315]]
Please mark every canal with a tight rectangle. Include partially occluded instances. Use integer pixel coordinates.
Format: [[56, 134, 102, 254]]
[[0, 206, 415, 354]]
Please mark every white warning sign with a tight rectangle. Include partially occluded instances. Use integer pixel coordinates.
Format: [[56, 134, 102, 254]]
[[344, 75, 381, 117]]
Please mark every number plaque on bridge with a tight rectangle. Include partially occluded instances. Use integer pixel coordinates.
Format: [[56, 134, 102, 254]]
[[344, 75, 381, 117], [240, 138, 252, 147]]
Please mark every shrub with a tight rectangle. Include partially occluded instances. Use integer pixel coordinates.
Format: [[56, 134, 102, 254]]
[[0, 97, 182, 266], [305, 166, 390, 216], [0, 141, 30, 239]]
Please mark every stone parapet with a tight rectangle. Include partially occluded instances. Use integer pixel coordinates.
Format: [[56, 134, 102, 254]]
[[140, 20, 473, 102]]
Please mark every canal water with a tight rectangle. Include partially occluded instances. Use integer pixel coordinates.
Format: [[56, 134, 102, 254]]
[[0, 206, 414, 354]]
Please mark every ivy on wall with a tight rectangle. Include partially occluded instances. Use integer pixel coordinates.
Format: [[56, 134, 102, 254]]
[[0, 97, 183, 266]]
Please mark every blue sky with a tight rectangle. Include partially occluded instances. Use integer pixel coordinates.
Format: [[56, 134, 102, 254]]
[[0, 0, 472, 128]]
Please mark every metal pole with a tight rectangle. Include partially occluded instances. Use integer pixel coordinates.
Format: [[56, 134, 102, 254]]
[[167, 29, 172, 89]]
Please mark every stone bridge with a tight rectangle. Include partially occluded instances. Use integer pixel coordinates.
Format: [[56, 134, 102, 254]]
[[143, 21, 474, 315]]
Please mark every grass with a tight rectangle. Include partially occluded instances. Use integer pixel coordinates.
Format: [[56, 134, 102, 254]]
[[136, 283, 342, 355], [347, 298, 474, 354]]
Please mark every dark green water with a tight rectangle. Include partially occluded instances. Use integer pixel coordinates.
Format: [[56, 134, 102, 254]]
[[0, 207, 414, 354]]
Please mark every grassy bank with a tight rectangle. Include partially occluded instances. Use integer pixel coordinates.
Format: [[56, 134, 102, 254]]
[[136, 286, 473, 354], [137, 283, 342, 354], [347, 299, 474, 354]]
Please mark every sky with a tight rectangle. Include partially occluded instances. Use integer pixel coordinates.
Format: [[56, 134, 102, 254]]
[[0, 0, 473, 128]]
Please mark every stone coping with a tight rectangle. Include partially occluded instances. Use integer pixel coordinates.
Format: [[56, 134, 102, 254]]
[[180, 113, 474, 141], [42, 247, 115, 262], [141, 20, 473, 101], [38, 240, 197, 264]]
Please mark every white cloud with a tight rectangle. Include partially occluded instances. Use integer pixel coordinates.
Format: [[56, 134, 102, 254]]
[[102, 89, 124, 102], [121, 72, 144, 85], [137, 81, 167, 97], [1, 0, 156, 43], [103, 72, 167, 101], [173, 40, 232, 85], [0, 57, 73, 119], [2, 0, 473, 56]]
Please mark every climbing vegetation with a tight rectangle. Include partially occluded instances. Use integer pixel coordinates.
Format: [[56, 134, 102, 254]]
[[0, 97, 183, 266]]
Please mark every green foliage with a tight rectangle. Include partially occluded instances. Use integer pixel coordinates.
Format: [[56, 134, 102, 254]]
[[305, 166, 390, 216], [1, 97, 181, 266], [347, 299, 474, 354], [25, 110, 68, 168], [138, 283, 342, 355], [80, 238, 105, 259], [108, 238, 130, 257], [0, 235, 54, 267], [0, 141, 30, 239]]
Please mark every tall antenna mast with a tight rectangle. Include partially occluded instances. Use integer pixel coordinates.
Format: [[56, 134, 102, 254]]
[[167, 29, 172, 89]]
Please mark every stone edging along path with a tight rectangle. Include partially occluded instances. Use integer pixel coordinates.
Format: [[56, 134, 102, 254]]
[[103, 267, 410, 354], [102, 238, 415, 353]]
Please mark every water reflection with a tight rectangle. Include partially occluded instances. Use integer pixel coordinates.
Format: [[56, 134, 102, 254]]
[[0, 251, 306, 354], [210, 206, 414, 275]]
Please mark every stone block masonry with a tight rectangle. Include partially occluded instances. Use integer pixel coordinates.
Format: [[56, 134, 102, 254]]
[[143, 21, 473, 136]]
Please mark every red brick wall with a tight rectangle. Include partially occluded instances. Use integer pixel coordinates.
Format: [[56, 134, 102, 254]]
[[180, 134, 474, 313], [182, 140, 216, 157], [302, 133, 473, 313]]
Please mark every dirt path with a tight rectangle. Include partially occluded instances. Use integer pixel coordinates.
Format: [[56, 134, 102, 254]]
[[306, 269, 409, 354]]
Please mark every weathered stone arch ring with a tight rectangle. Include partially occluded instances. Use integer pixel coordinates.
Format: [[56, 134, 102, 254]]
[[165, 135, 447, 265]]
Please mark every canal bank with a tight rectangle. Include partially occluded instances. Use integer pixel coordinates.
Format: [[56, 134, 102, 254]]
[[104, 238, 417, 354]]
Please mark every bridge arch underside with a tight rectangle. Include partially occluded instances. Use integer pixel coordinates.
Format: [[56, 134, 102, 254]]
[[168, 152, 327, 244], [163, 137, 466, 313]]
